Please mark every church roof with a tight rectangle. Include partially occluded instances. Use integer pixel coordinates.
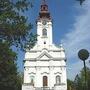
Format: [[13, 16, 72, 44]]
[[38, 0, 51, 20]]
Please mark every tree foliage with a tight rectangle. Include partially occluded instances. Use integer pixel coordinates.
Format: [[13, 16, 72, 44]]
[[67, 67, 90, 90], [0, 0, 36, 90], [0, 0, 36, 50], [67, 79, 75, 90], [74, 67, 90, 90], [74, 74, 83, 90], [0, 42, 22, 90]]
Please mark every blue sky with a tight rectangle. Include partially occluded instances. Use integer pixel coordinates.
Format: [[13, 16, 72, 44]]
[[17, 0, 90, 80]]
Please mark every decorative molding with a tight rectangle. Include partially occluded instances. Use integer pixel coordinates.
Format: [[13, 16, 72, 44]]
[[37, 51, 53, 59], [29, 72, 36, 75], [41, 72, 49, 75], [42, 48, 49, 51], [24, 59, 37, 61], [53, 58, 66, 61], [54, 72, 61, 75], [54, 83, 66, 86], [41, 36, 48, 38], [24, 57, 66, 61], [24, 66, 66, 68]]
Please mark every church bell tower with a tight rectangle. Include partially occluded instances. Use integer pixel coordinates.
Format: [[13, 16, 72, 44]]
[[37, 0, 53, 46]]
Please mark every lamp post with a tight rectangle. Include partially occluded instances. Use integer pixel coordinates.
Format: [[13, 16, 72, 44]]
[[78, 49, 89, 90]]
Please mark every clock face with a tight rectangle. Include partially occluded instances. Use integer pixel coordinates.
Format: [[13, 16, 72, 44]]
[[42, 20, 47, 25]]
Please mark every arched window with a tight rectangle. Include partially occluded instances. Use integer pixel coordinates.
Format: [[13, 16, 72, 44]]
[[43, 6, 46, 10], [43, 76, 48, 86], [30, 76, 34, 86], [56, 75, 61, 85], [42, 29, 47, 36]]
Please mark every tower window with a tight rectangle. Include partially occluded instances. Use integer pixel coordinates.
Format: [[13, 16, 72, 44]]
[[30, 76, 34, 86], [43, 6, 46, 10], [44, 41, 46, 44], [42, 28, 47, 36], [56, 75, 61, 85]]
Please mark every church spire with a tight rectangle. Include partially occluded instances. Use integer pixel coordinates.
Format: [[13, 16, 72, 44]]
[[38, 0, 51, 20]]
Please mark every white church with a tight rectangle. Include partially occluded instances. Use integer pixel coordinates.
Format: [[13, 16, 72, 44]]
[[22, 0, 67, 90]]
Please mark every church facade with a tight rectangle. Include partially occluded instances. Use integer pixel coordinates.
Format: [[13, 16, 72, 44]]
[[22, 1, 67, 90]]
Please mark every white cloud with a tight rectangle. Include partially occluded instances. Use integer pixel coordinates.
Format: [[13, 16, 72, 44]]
[[61, 0, 90, 80]]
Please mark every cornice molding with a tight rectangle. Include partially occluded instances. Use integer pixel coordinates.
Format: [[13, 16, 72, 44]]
[[24, 57, 66, 61]]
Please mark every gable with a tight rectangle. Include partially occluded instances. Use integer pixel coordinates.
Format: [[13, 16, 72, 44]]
[[40, 54, 50, 60], [37, 51, 52, 60]]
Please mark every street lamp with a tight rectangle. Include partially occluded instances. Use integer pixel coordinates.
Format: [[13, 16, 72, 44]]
[[78, 49, 89, 90]]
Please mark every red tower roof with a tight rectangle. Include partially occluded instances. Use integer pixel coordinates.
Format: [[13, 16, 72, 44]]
[[38, 0, 51, 20]]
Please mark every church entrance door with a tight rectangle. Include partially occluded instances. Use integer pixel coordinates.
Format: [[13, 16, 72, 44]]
[[43, 76, 48, 87]]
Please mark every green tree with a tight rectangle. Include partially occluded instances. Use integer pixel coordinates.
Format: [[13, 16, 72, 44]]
[[74, 67, 90, 90], [67, 79, 75, 90], [86, 67, 90, 90], [0, 42, 22, 90], [80, 67, 90, 90], [0, 0, 36, 90], [0, 0, 36, 50], [74, 74, 82, 90]]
